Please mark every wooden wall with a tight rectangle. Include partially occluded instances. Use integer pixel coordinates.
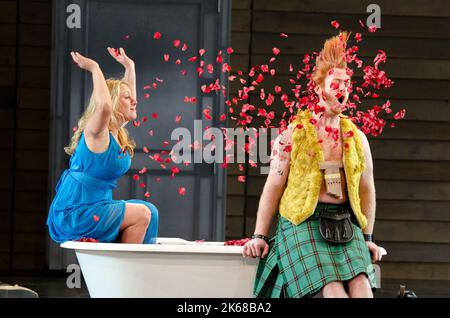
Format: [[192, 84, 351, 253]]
[[0, 0, 51, 271], [226, 0, 450, 286]]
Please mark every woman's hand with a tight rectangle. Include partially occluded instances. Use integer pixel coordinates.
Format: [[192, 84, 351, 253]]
[[242, 238, 269, 259], [107, 47, 135, 69], [70, 51, 99, 72]]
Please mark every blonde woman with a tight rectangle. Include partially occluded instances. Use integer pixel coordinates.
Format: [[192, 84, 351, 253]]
[[47, 48, 158, 244]]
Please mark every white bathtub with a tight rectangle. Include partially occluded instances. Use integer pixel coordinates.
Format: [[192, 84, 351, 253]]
[[61, 238, 259, 298]]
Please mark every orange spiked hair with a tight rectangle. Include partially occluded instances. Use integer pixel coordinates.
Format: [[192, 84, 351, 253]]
[[311, 31, 350, 88]]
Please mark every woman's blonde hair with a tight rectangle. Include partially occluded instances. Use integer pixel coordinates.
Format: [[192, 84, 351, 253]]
[[311, 31, 350, 88], [64, 78, 136, 158]]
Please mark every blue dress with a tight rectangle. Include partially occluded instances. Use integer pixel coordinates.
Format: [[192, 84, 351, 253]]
[[47, 131, 158, 244]]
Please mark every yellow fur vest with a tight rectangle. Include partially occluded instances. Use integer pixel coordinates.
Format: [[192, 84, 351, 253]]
[[278, 110, 368, 229]]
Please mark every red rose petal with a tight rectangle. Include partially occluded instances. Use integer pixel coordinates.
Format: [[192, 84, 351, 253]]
[[178, 187, 186, 196], [153, 32, 161, 40]]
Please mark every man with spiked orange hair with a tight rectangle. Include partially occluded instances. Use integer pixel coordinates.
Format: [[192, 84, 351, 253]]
[[243, 32, 382, 298]]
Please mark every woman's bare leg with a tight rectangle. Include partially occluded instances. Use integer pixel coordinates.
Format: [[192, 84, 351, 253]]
[[322, 281, 349, 298], [119, 203, 151, 243]]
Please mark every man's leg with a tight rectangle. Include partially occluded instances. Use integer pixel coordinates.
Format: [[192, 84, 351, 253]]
[[347, 273, 373, 298]]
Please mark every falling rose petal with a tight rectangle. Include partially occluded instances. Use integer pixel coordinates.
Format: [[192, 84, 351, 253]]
[[93, 215, 100, 222], [272, 47, 280, 56], [162, 141, 170, 147], [393, 109, 406, 120], [354, 32, 362, 43], [181, 43, 188, 51], [289, 64, 294, 72], [269, 57, 276, 63], [216, 54, 223, 64], [368, 25, 377, 33], [207, 64, 214, 73], [133, 174, 140, 181], [139, 167, 148, 174], [372, 93, 380, 98], [148, 130, 154, 136], [359, 20, 365, 28], [139, 182, 146, 188], [203, 109, 212, 120], [173, 39, 181, 47], [220, 113, 227, 121], [199, 49, 205, 56], [175, 59, 181, 65], [143, 147, 150, 154], [144, 93, 150, 99], [331, 20, 340, 29], [270, 69, 276, 76], [156, 77, 164, 83], [164, 54, 169, 62], [153, 32, 161, 40], [175, 115, 182, 123], [123, 35, 130, 40], [237, 176, 246, 183], [144, 192, 151, 198], [152, 113, 158, 119], [227, 47, 234, 54], [280, 33, 288, 38], [72, 126, 77, 133], [274, 85, 282, 93], [188, 56, 197, 62], [132, 121, 140, 127], [178, 187, 186, 196], [114, 48, 120, 57]]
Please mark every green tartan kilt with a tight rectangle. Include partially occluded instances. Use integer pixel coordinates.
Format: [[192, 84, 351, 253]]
[[253, 203, 377, 298]]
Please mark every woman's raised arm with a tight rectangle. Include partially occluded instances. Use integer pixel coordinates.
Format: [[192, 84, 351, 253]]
[[107, 47, 136, 99], [71, 51, 112, 136]]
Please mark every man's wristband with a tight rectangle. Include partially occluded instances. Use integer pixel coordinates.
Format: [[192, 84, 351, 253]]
[[252, 234, 269, 242], [363, 234, 374, 242]]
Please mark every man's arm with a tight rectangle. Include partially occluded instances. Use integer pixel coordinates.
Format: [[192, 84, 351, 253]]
[[358, 130, 376, 235], [253, 127, 292, 236]]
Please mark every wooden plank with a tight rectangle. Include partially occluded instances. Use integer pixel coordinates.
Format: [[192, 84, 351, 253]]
[[253, 11, 450, 39], [232, 0, 250, 10], [225, 215, 244, 239], [0, 129, 14, 149], [19, 24, 51, 46], [0, 253, 10, 271], [16, 149, 49, 171], [251, 33, 450, 60], [230, 53, 248, 72], [370, 139, 450, 161], [14, 170, 48, 191], [254, 0, 450, 18], [0, 213, 11, 232], [0, 191, 13, 211], [227, 195, 244, 216], [19, 1, 52, 25], [17, 109, 49, 130], [0, 1, 17, 23], [250, 54, 450, 80], [12, 253, 45, 270], [0, 46, 16, 66], [232, 75, 450, 100], [18, 66, 50, 89], [381, 262, 450, 281], [376, 200, 450, 222], [231, 31, 250, 54], [14, 212, 46, 234], [16, 130, 49, 150], [375, 220, 450, 243], [0, 86, 16, 108], [0, 232, 11, 253], [0, 171, 12, 190], [373, 160, 450, 181], [231, 10, 251, 32], [15, 191, 48, 212], [0, 66, 16, 86], [18, 46, 50, 67], [377, 242, 450, 263], [0, 24, 17, 45], [14, 233, 46, 253], [17, 87, 50, 109]]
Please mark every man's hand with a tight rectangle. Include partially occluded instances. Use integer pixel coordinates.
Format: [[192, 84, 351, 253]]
[[366, 241, 382, 263], [107, 47, 135, 69], [242, 238, 269, 259]]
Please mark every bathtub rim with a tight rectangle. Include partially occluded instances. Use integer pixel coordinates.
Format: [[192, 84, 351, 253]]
[[60, 239, 248, 255]]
